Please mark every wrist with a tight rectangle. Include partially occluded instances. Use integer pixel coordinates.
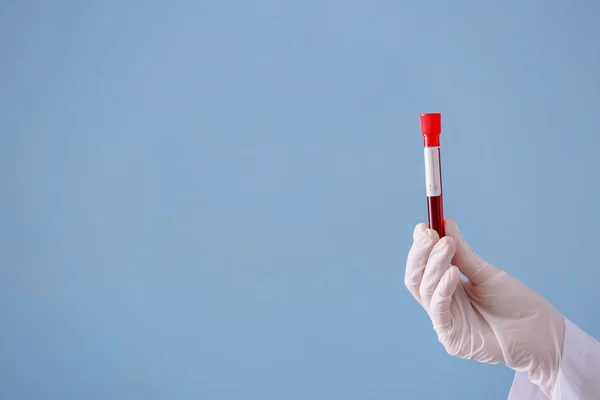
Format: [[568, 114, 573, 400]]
[[529, 314, 566, 398]]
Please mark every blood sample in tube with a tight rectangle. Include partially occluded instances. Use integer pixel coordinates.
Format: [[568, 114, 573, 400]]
[[420, 113, 445, 237]]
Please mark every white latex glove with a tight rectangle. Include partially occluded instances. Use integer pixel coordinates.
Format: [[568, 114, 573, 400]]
[[404, 218, 565, 398]]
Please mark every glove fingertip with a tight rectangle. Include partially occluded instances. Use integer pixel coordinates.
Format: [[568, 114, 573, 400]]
[[429, 266, 460, 331], [441, 266, 460, 297], [444, 218, 461, 240], [413, 222, 429, 240]]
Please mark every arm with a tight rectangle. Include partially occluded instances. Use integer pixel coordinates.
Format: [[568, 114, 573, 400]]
[[509, 318, 600, 400], [404, 218, 599, 400]]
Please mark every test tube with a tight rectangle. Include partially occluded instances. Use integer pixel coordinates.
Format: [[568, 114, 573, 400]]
[[420, 112, 445, 237]]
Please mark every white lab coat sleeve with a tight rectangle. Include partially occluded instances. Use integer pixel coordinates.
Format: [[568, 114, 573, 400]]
[[507, 318, 600, 400]]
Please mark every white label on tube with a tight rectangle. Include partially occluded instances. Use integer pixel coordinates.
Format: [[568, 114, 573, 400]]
[[424, 147, 441, 197]]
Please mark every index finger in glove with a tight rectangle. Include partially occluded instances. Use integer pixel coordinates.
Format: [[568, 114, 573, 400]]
[[405, 223, 439, 305], [429, 265, 460, 332], [420, 236, 456, 311]]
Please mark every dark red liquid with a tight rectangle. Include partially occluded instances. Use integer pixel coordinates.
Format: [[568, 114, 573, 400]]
[[422, 135, 445, 237], [427, 195, 445, 237], [425, 145, 445, 237]]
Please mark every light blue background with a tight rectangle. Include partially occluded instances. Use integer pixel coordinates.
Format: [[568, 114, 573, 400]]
[[2, 1, 599, 399]]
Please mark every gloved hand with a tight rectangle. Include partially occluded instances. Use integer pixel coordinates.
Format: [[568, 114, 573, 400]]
[[404, 218, 565, 398]]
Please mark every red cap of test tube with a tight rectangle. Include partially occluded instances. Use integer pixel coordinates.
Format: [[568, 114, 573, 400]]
[[420, 113, 441, 147]]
